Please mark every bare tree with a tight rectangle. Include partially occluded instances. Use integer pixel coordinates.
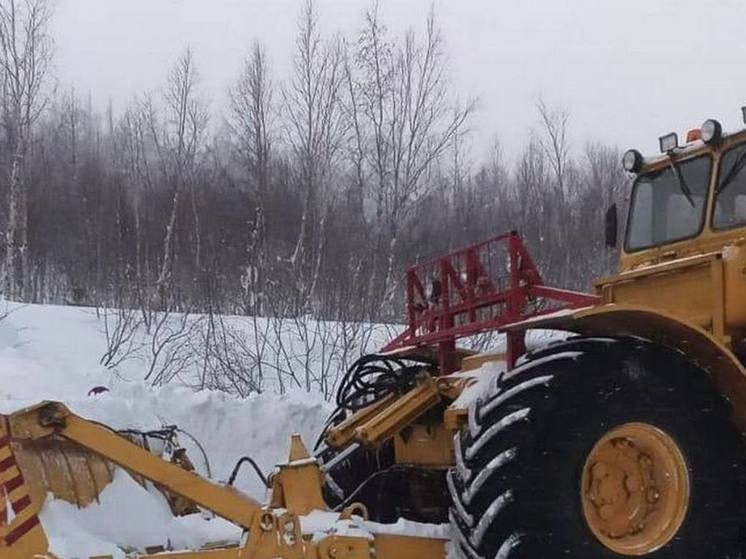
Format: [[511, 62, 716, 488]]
[[229, 44, 274, 317], [536, 99, 571, 201], [284, 0, 346, 308], [113, 101, 154, 319], [100, 305, 144, 370], [196, 311, 266, 396], [229, 42, 274, 198], [536, 101, 585, 286], [144, 309, 200, 385], [0, 0, 53, 300], [148, 48, 209, 308], [579, 142, 626, 281], [240, 207, 266, 316], [350, 6, 475, 310]]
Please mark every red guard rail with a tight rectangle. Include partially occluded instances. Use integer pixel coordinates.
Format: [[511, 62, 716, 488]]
[[381, 232, 600, 374]]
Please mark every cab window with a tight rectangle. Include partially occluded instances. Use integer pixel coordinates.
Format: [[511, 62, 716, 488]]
[[713, 143, 746, 230], [626, 155, 711, 251]]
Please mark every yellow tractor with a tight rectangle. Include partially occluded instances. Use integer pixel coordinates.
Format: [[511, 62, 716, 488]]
[[4, 112, 746, 558]]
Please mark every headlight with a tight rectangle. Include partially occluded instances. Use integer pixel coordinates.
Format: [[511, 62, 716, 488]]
[[622, 149, 643, 173], [701, 119, 722, 144], [659, 132, 678, 153]]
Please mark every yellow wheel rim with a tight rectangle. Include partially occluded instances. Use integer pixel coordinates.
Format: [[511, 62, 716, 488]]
[[580, 422, 690, 556]]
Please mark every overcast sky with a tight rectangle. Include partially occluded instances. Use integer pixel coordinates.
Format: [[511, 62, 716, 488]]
[[51, 0, 746, 163]]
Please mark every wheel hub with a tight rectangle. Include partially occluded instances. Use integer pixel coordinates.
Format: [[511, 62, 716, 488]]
[[580, 422, 689, 556]]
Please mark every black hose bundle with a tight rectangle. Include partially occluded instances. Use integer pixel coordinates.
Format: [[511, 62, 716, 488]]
[[336, 354, 417, 413], [316, 353, 431, 450], [116, 425, 212, 478], [228, 456, 269, 488]]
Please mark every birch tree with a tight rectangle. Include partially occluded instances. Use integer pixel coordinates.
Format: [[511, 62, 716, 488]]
[[284, 0, 346, 310], [148, 48, 208, 308], [536, 101, 574, 285], [230, 41, 274, 199], [350, 6, 474, 309], [0, 0, 52, 300]]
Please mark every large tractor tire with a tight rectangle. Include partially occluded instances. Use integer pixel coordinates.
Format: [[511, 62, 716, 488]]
[[448, 337, 746, 559]]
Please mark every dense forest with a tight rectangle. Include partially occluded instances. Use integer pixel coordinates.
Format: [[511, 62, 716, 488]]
[[0, 0, 627, 326]]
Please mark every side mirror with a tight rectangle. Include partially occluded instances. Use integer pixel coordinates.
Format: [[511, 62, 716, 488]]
[[605, 203, 618, 248]]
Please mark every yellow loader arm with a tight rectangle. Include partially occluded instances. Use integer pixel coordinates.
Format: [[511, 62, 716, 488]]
[[9, 401, 262, 526], [0, 401, 447, 559]]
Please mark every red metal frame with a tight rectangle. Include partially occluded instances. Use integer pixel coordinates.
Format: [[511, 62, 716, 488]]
[[381, 231, 600, 374]]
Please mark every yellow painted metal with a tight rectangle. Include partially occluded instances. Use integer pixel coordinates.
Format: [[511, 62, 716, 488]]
[[4, 421, 198, 520], [330, 377, 442, 448], [604, 130, 746, 348], [581, 422, 690, 556], [239, 510, 308, 559], [317, 535, 372, 559], [324, 365, 477, 467], [619, 129, 746, 274], [434, 375, 471, 401], [8, 401, 262, 530], [134, 528, 445, 559], [324, 371, 471, 468], [595, 250, 734, 344], [373, 534, 447, 559], [269, 435, 326, 515], [443, 408, 466, 432], [393, 423, 453, 467], [0, 417, 50, 559], [324, 394, 397, 448], [141, 549, 241, 559], [459, 351, 506, 371], [12, 437, 114, 509], [1, 401, 452, 559]]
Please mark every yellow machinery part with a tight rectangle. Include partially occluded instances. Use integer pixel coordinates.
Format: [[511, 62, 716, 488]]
[[581, 422, 690, 556], [12, 437, 114, 510], [0, 401, 451, 559], [0, 417, 50, 557], [393, 423, 453, 467], [2, 422, 200, 523], [458, 351, 506, 372], [269, 435, 326, 514]]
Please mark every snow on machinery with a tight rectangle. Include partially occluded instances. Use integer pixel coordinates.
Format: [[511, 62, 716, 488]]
[[7, 108, 746, 558], [0, 233, 596, 559]]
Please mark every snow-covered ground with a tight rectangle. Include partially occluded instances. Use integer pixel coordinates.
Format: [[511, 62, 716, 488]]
[[0, 302, 336, 557], [0, 301, 565, 557]]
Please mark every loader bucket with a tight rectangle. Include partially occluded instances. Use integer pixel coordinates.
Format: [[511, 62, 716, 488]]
[[9, 436, 114, 512], [0, 420, 197, 531]]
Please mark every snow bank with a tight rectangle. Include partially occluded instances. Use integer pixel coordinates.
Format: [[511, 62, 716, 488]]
[[0, 301, 333, 556], [42, 470, 242, 559], [0, 301, 565, 557]]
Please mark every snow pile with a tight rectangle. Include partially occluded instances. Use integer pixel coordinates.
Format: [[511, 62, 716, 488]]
[[448, 329, 568, 410], [300, 510, 449, 542], [449, 361, 506, 410], [0, 301, 333, 557], [41, 470, 243, 558], [0, 301, 563, 557]]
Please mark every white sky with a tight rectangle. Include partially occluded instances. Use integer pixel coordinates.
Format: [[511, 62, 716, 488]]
[[52, 0, 746, 163]]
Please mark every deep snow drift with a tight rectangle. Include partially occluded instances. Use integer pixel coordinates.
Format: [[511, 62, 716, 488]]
[[0, 301, 562, 557], [0, 302, 336, 557]]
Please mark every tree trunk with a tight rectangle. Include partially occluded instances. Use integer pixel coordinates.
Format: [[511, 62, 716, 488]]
[[5, 146, 28, 301]]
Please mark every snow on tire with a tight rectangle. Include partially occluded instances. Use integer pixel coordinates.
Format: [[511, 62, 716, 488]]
[[448, 336, 746, 559]]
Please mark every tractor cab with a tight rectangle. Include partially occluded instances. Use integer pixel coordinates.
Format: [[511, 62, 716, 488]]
[[600, 112, 746, 345], [616, 115, 746, 272]]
